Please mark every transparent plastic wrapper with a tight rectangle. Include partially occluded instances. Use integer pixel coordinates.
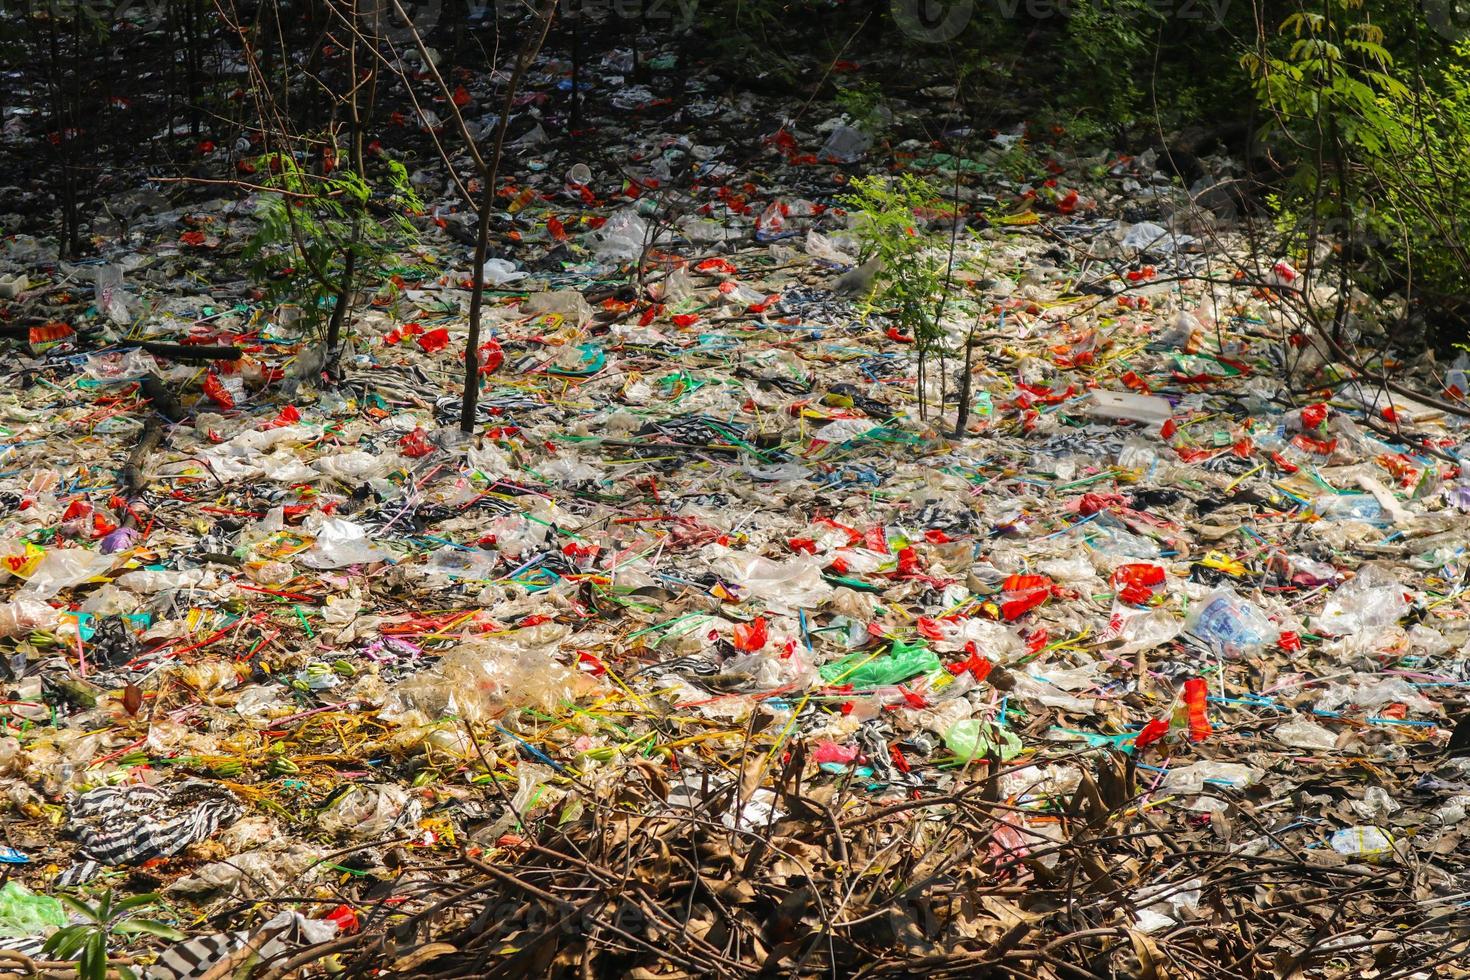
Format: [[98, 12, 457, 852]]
[[1316, 675, 1435, 715], [302, 519, 393, 569], [711, 553, 834, 614], [1274, 717, 1338, 750], [1329, 825, 1395, 860], [1313, 566, 1409, 636], [805, 229, 855, 265], [1352, 786, 1399, 821], [0, 881, 65, 938], [1120, 221, 1192, 253], [1133, 878, 1202, 934], [1159, 761, 1262, 793], [481, 257, 527, 286], [316, 784, 422, 838], [422, 546, 499, 580], [589, 208, 652, 262], [819, 125, 871, 163], [114, 568, 209, 594], [0, 597, 61, 638], [313, 450, 391, 482], [1309, 493, 1386, 524], [522, 288, 594, 326], [94, 263, 131, 324], [19, 548, 115, 599], [384, 635, 598, 724], [1103, 603, 1181, 654], [83, 347, 158, 383], [1185, 588, 1279, 659]]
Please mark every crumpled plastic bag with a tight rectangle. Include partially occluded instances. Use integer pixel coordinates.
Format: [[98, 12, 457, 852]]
[[710, 552, 834, 614], [383, 628, 598, 724], [0, 881, 65, 939], [819, 125, 872, 163], [301, 519, 394, 569], [18, 548, 114, 599], [589, 208, 652, 262], [317, 783, 422, 838], [1313, 565, 1409, 637], [522, 289, 594, 326]]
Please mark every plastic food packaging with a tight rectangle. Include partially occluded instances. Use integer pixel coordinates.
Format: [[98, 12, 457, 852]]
[[18, 548, 115, 599], [1185, 588, 1279, 659], [1329, 825, 1395, 860], [1081, 390, 1173, 425]]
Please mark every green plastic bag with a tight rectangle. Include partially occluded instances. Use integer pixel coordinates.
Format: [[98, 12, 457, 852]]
[[818, 639, 941, 688], [944, 719, 1023, 762], [0, 881, 65, 938]]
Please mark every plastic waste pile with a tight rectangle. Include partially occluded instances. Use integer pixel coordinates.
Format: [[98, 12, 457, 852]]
[[3, 25, 1470, 980]]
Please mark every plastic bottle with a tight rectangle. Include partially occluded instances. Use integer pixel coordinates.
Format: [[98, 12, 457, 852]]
[[1185, 588, 1279, 659]]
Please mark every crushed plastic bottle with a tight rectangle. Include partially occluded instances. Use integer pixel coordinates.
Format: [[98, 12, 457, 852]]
[[1185, 588, 1279, 659]]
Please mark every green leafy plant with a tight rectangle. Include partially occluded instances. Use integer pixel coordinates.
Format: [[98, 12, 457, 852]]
[[834, 80, 888, 138], [43, 889, 183, 980], [841, 173, 950, 418], [243, 146, 422, 355]]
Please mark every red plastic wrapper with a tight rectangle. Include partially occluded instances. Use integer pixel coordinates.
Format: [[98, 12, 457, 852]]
[[1111, 563, 1166, 605], [1182, 677, 1212, 741], [399, 427, 435, 458], [732, 617, 768, 652], [478, 337, 504, 373], [417, 327, 451, 353], [202, 372, 235, 409], [998, 574, 1052, 620]]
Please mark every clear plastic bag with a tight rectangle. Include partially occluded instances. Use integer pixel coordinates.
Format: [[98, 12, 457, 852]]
[[0, 597, 60, 638], [19, 548, 115, 599]]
